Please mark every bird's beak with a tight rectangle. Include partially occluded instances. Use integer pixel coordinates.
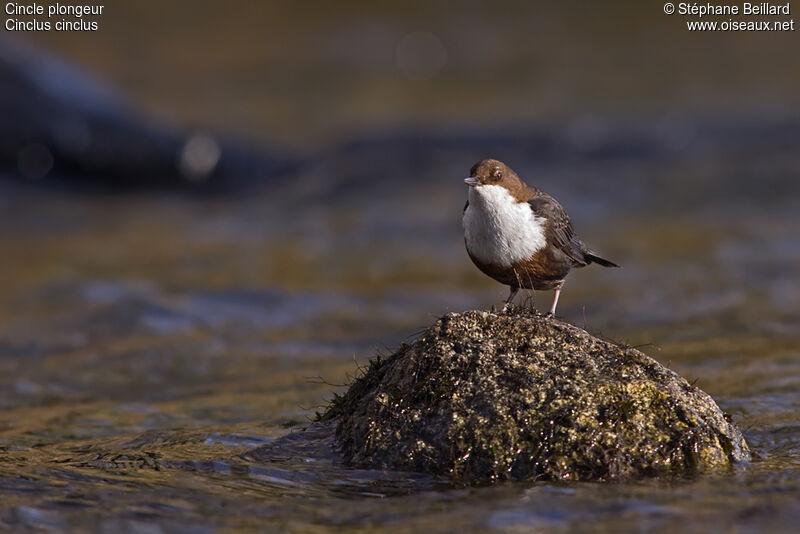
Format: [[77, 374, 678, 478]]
[[464, 177, 480, 187]]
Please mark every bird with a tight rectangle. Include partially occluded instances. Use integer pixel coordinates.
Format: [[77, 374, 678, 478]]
[[462, 158, 619, 316]]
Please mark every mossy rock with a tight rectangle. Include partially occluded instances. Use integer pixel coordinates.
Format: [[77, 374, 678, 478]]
[[322, 309, 750, 483]]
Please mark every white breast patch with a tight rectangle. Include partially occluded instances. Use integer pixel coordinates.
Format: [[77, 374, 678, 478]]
[[462, 185, 547, 267]]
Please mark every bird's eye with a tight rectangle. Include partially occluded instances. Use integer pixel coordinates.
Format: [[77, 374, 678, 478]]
[[493, 169, 503, 180]]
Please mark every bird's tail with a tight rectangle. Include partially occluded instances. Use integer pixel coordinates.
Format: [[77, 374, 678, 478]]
[[585, 253, 619, 268]]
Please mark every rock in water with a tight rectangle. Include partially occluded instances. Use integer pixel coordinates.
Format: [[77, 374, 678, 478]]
[[322, 309, 750, 483]]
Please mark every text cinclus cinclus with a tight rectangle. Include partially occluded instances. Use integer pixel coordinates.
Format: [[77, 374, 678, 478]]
[[462, 158, 619, 316]]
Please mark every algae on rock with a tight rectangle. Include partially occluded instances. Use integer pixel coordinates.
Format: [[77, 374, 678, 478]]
[[322, 309, 750, 483]]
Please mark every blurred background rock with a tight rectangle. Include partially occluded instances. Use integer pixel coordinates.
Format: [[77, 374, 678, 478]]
[[1, 2, 799, 531], [2, 1, 799, 189]]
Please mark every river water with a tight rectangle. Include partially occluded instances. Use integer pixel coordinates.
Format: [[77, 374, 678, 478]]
[[3, 1, 800, 529], [1, 119, 799, 532]]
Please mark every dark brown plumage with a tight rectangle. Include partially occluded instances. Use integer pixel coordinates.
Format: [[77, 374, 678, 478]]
[[462, 159, 618, 315]]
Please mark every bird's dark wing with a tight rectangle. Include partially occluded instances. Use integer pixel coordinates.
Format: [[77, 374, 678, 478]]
[[463, 200, 469, 213], [527, 194, 588, 266]]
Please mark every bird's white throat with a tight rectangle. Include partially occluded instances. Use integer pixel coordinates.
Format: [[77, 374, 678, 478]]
[[463, 184, 547, 267]]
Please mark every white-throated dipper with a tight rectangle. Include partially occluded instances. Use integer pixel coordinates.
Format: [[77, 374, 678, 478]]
[[462, 159, 619, 316]]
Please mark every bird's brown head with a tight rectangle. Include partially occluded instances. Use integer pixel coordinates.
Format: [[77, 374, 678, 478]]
[[464, 159, 529, 198]]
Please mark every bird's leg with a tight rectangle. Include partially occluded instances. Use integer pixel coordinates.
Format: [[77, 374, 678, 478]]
[[547, 281, 564, 317], [501, 286, 519, 313]]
